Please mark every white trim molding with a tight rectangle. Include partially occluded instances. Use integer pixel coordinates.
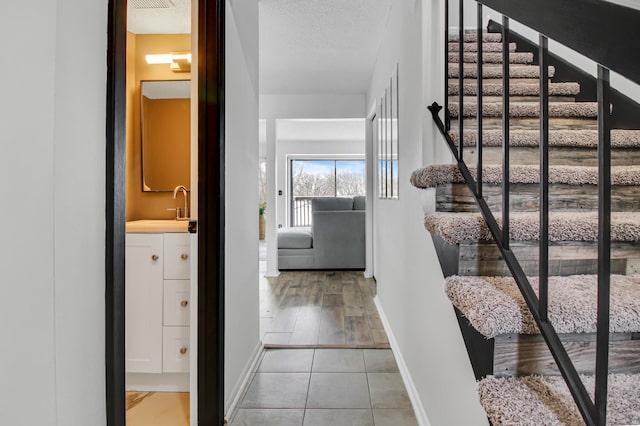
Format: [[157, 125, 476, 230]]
[[224, 342, 265, 422], [374, 296, 431, 426]]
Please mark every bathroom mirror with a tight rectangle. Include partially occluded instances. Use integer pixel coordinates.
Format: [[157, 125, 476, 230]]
[[141, 80, 191, 192]]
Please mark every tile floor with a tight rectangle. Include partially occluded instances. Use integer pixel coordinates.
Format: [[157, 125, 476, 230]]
[[230, 348, 418, 426]]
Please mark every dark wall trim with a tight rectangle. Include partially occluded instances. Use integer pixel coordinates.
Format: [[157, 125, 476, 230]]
[[105, 0, 127, 425], [488, 19, 640, 130], [479, 0, 640, 86], [198, 0, 226, 425]]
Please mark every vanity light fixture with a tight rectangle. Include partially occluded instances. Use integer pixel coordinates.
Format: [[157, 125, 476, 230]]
[[145, 52, 191, 73]]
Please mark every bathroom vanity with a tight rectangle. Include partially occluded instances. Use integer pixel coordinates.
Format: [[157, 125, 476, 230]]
[[125, 220, 191, 391]]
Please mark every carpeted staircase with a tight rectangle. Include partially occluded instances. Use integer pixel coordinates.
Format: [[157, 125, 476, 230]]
[[414, 30, 640, 425]]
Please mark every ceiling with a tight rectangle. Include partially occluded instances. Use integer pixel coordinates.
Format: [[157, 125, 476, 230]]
[[127, 0, 393, 94], [127, 0, 191, 34], [259, 0, 392, 94]]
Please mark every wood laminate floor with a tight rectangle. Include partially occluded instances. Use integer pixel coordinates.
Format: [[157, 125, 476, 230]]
[[260, 267, 390, 348]]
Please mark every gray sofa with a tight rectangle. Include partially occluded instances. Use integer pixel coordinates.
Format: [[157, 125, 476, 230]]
[[277, 196, 365, 270]]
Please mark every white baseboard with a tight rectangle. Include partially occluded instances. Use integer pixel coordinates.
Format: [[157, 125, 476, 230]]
[[126, 373, 189, 392], [374, 297, 431, 426], [265, 269, 280, 278], [224, 342, 265, 422]]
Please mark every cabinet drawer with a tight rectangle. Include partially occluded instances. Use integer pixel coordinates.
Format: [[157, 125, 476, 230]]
[[163, 280, 190, 326], [164, 234, 190, 279], [162, 326, 190, 373]]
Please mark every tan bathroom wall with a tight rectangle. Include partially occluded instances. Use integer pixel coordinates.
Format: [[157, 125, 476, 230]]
[[126, 32, 191, 221]]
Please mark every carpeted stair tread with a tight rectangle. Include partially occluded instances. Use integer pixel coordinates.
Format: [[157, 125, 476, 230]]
[[450, 129, 640, 148], [445, 274, 640, 337], [424, 211, 640, 244], [448, 52, 534, 64], [449, 32, 502, 43], [448, 81, 580, 96], [449, 41, 516, 53], [448, 101, 599, 119], [449, 64, 555, 79], [410, 164, 640, 189], [478, 374, 640, 426]]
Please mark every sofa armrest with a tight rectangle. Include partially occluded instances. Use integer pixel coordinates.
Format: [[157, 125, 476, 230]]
[[312, 210, 365, 269]]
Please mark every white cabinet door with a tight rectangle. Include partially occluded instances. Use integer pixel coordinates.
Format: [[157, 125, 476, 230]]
[[125, 233, 164, 373], [164, 234, 190, 280], [163, 280, 190, 326], [162, 326, 190, 373]]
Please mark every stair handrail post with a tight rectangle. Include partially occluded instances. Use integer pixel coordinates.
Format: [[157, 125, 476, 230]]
[[458, 0, 465, 162], [539, 34, 550, 322], [444, 0, 450, 132], [595, 64, 612, 426], [501, 15, 510, 249], [476, 2, 483, 198]]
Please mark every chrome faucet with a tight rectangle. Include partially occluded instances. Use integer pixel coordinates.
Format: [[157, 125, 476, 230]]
[[173, 185, 189, 220]]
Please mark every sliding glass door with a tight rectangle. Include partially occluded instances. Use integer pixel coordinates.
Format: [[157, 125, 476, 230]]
[[290, 159, 366, 227]]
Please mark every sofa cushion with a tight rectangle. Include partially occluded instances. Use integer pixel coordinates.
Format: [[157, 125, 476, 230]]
[[353, 196, 366, 210], [277, 227, 313, 249], [312, 197, 354, 211]]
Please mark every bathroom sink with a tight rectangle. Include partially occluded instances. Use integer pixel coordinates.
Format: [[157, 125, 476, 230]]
[[126, 220, 190, 233]]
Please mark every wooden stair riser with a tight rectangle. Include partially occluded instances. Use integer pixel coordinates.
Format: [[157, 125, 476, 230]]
[[494, 333, 640, 377], [463, 146, 640, 167], [457, 241, 640, 277], [451, 117, 599, 130], [435, 183, 640, 213], [431, 235, 640, 278]]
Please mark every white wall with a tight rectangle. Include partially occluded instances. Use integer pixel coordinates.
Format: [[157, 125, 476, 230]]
[[366, 1, 487, 424], [0, 0, 107, 425], [225, 0, 261, 411]]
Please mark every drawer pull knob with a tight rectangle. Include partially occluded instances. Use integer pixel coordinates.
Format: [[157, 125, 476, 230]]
[[179, 347, 188, 355], [180, 300, 189, 307], [151, 254, 159, 261], [180, 253, 189, 260]]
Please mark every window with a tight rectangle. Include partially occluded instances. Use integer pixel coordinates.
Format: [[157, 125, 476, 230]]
[[290, 159, 366, 226]]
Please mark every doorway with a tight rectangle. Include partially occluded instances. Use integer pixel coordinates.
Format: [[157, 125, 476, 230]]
[[105, 0, 225, 425]]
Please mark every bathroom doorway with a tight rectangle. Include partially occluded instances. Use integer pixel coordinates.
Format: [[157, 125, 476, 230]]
[[106, 0, 225, 425]]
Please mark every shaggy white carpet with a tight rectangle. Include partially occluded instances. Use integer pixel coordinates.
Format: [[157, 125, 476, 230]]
[[449, 129, 640, 148], [448, 81, 580, 96], [424, 211, 640, 244], [449, 32, 502, 43], [479, 374, 640, 426], [448, 51, 534, 64], [448, 64, 555, 79], [445, 274, 640, 338], [448, 101, 600, 118], [410, 164, 640, 189]]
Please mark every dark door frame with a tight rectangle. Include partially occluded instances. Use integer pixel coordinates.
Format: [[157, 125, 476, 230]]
[[105, 0, 226, 424]]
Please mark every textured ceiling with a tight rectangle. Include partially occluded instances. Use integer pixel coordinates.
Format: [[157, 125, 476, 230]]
[[127, 0, 191, 34], [259, 0, 392, 94]]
